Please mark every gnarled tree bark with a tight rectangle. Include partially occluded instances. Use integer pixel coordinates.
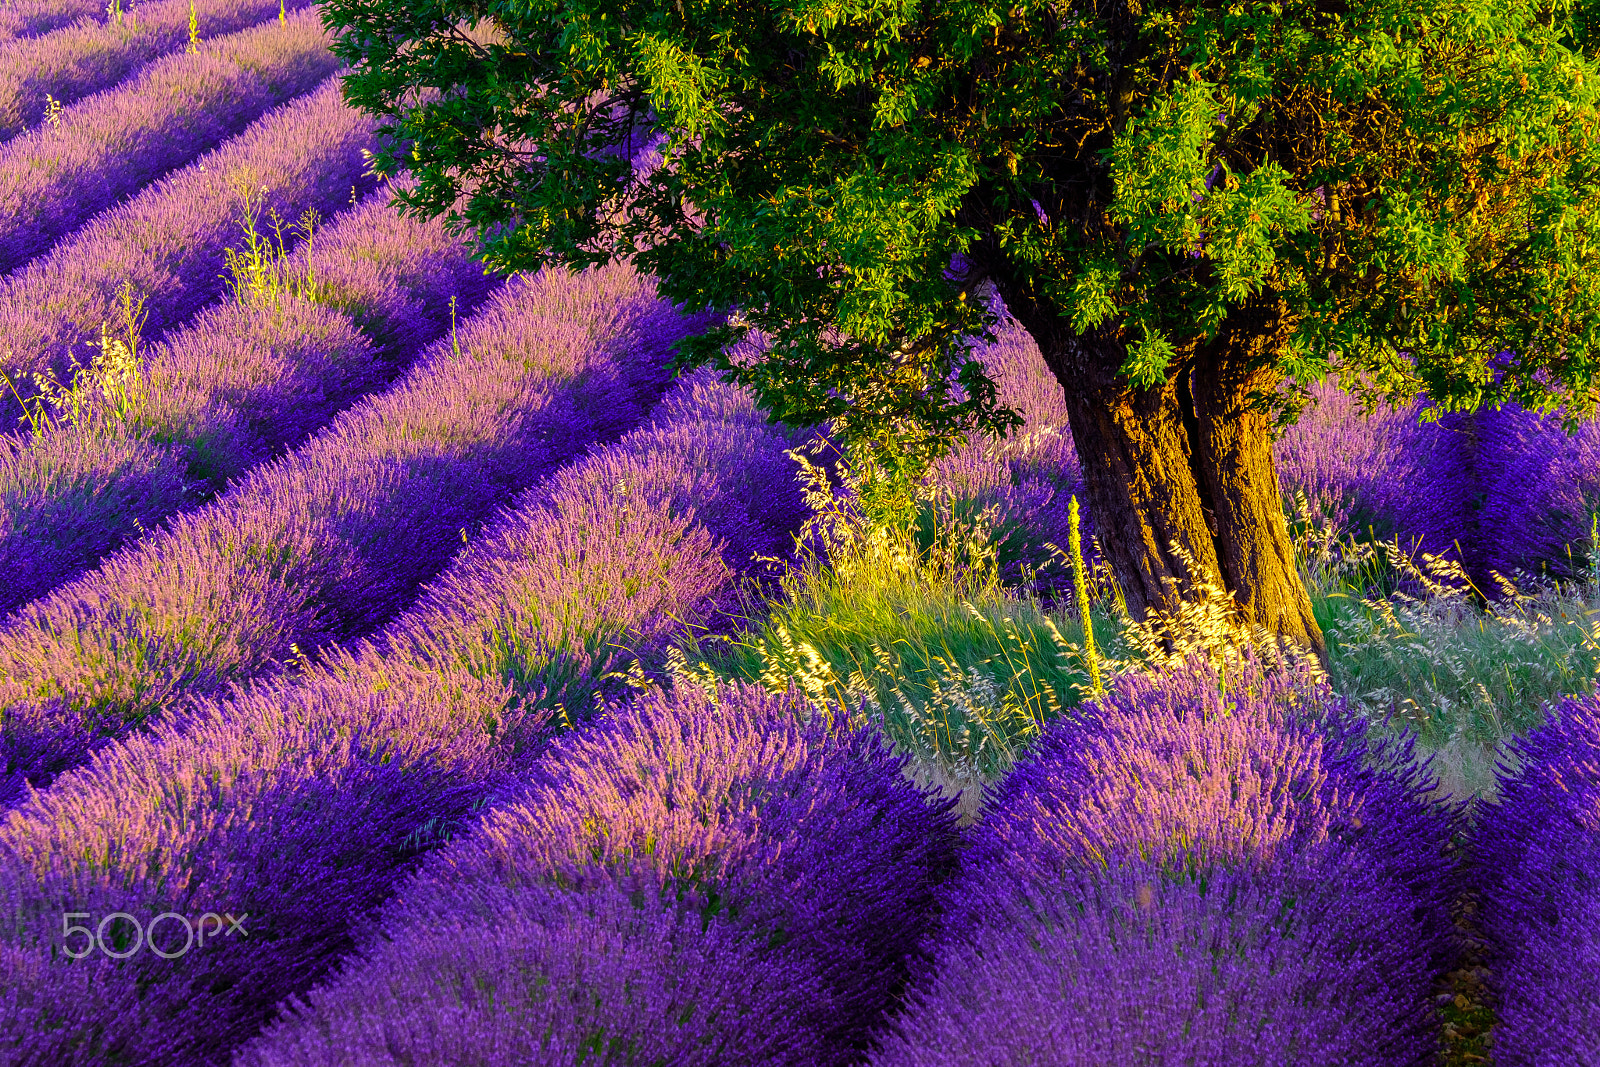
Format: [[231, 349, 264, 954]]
[[990, 276, 1327, 663], [1190, 351, 1324, 655]]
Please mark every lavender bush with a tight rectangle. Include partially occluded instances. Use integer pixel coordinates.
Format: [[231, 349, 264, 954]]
[[0, 261, 693, 796], [0, 298, 376, 615], [1472, 693, 1600, 1065], [0, 76, 380, 420], [1272, 375, 1418, 540], [873, 853, 1443, 1066], [287, 177, 502, 359], [236, 678, 958, 1067], [235, 881, 830, 1067], [1272, 380, 1600, 584], [871, 654, 1456, 1066], [0, 0, 314, 138], [0, 9, 337, 272]]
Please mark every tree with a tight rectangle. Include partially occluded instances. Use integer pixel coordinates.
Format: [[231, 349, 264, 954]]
[[320, 0, 1600, 660]]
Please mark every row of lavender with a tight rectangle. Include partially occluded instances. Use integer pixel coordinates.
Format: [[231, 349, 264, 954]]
[[1275, 379, 1600, 586], [0, 0, 110, 44], [1471, 695, 1600, 1065], [872, 656, 1457, 1064], [0, 248, 707, 799], [0, 0, 313, 137]]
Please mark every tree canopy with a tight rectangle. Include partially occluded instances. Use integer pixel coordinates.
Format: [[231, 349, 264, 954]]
[[320, 0, 1600, 632]]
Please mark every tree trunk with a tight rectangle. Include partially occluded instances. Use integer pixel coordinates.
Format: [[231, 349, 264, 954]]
[[991, 280, 1327, 664], [1189, 351, 1325, 657]]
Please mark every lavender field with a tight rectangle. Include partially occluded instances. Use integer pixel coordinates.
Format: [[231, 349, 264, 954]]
[[0, 4, 1598, 1066]]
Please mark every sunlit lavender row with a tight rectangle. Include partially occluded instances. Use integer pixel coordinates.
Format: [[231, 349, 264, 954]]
[[0, 0, 314, 139], [870, 655, 1455, 1064], [236, 676, 956, 1067], [0, 9, 336, 272], [0, 174, 500, 616], [0, 76, 378, 412]]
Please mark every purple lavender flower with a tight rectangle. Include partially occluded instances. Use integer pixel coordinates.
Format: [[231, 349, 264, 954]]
[[1473, 693, 1600, 1065], [1271, 378, 1600, 583], [873, 853, 1443, 1066], [237, 881, 831, 1067], [236, 678, 958, 1066], [0, 10, 338, 272], [875, 654, 1456, 1066], [0, 0, 316, 136], [0, 421, 191, 618], [1471, 401, 1600, 583], [1272, 375, 1418, 537], [293, 176, 502, 360], [957, 654, 1452, 914]]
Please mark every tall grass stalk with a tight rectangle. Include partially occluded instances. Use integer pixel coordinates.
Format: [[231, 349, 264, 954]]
[[1068, 494, 1103, 698], [7, 281, 149, 437]]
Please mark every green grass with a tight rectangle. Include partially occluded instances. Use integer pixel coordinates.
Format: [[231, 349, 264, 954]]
[[669, 452, 1600, 813], [673, 507, 1115, 779], [1301, 530, 1600, 801]]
